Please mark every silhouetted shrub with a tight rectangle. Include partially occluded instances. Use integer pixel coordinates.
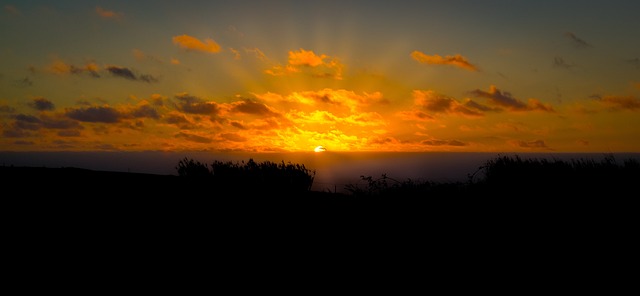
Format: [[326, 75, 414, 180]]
[[175, 157, 315, 194]]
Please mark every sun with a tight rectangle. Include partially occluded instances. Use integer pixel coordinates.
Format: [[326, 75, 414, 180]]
[[314, 146, 326, 152]]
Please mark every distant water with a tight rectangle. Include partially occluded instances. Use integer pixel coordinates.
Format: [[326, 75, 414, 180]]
[[1, 151, 638, 193]]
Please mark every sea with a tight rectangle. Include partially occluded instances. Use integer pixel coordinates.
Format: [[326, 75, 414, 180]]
[[1, 151, 638, 194]]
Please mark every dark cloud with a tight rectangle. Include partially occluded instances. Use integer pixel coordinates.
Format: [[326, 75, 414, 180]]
[[219, 133, 247, 142], [174, 94, 220, 115], [14, 114, 41, 130], [3, 129, 31, 138], [40, 115, 82, 129], [57, 130, 81, 137], [106, 66, 136, 80], [564, 32, 593, 48], [0, 104, 16, 113], [414, 91, 483, 116], [469, 86, 534, 111], [139, 74, 159, 83], [130, 105, 159, 119], [553, 57, 575, 69], [463, 100, 500, 112], [513, 139, 550, 149], [106, 66, 158, 83], [14, 77, 33, 88], [230, 121, 247, 129], [598, 95, 640, 111], [175, 132, 212, 143], [628, 58, 640, 69], [66, 106, 122, 123], [28, 97, 55, 111], [14, 141, 35, 145], [231, 99, 279, 116], [421, 139, 467, 146]]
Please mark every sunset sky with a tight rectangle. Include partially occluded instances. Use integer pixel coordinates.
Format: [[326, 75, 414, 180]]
[[1, 0, 639, 153]]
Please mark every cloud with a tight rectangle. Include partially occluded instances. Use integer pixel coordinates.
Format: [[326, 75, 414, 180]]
[[13, 77, 33, 88], [510, 139, 551, 149], [411, 51, 479, 71], [420, 139, 467, 147], [106, 65, 158, 82], [57, 130, 81, 137], [66, 106, 123, 123], [174, 93, 221, 115], [48, 59, 100, 77], [412, 90, 484, 117], [397, 110, 435, 121], [628, 58, 640, 69], [175, 132, 212, 143], [266, 49, 344, 79], [130, 104, 160, 119], [219, 133, 247, 142], [230, 100, 280, 117], [96, 7, 123, 20], [132, 49, 163, 63], [0, 103, 16, 113], [553, 56, 576, 69], [28, 97, 55, 111], [564, 32, 592, 48], [597, 95, 640, 111], [469, 85, 555, 112], [172, 35, 221, 53]]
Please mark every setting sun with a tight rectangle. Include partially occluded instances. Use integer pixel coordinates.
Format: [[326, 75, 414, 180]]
[[314, 146, 326, 153]]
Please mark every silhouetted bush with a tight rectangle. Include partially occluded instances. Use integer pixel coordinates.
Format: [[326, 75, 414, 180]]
[[176, 157, 316, 194], [344, 154, 640, 198]]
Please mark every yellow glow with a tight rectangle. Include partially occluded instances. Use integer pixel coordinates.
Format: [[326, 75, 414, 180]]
[[314, 146, 326, 152]]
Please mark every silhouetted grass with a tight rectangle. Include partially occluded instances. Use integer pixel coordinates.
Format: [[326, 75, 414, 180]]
[[343, 153, 640, 198], [175, 157, 316, 195]]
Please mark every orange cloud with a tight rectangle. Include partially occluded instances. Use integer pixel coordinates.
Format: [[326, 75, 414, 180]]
[[96, 7, 122, 19], [172, 35, 221, 53], [411, 51, 478, 71], [413, 90, 483, 117], [288, 49, 326, 67], [469, 85, 555, 112], [598, 95, 640, 111], [266, 49, 343, 79]]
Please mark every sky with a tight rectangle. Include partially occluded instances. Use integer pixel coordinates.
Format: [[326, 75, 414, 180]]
[[1, 0, 639, 153]]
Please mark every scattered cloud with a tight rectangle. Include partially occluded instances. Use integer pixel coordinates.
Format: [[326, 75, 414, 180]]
[[597, 95, 640, 111], [510, 139, 551, 150], [420, 139, 467, 147], [174, 93, 221, 115], [411, 51, 479, 71], [230, 99, 280, 117], [266, 49, 343, 79], [469, 85, 555, 112], [28, 97, 55, 111], [66, 106, 123, 123], [96, 7, 123, 20], [106, 65, 158, 82], [48, 59, 100, 77], [172, 34, 222, 53], [175, 131, 212, 143], [564, 32, 592, 48], [13, 77, 33, 88], [412, 90, 483, 117], [552, 56, 576, 69], [132, 49, 163, 63]]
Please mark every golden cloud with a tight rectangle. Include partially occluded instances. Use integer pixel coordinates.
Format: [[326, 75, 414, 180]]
[[411, 51, 478, 71], [172, 35, 221, 53]]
